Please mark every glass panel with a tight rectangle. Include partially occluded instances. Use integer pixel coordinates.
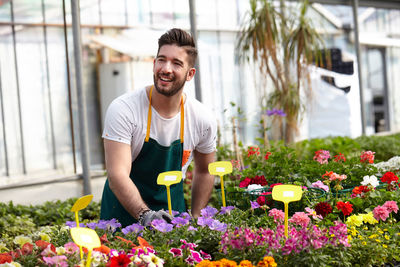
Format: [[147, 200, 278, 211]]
[[172, 0, 189, 28], [15, 27, 53, 172], [45, 0, 64, 24], [150, 0, 174, 27], [80, 0, 100, 25], [366, 49, 383, 90], [196, 0, 217, 28], [13, 0, 43, 23], [46, 27, 75, 172], [101, 0, 126, 26], [0, 26, 23, 176], [0, 1, 11, 22], [216, 0, 237, 28], [127, 0, 151, 26]]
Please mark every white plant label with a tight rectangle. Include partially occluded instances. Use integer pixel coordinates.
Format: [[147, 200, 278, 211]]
[[164, 175, 178, 181], [283, 191, 294, 197], [216, 167, 225, 172]]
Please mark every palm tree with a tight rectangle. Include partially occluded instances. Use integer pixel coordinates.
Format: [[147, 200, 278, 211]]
[[237, 0, 325, 144]]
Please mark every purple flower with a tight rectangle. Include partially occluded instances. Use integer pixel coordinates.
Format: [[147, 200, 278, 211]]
[[86, 222, 98, 229], [197, 217, 214, 227], [104, 218, 122, 233], [185, 256, 195, 265], [220, 206, 235, 215], [250, 201, 260, 209], [266, 108, 286, 117], [179, 212, 192, 219], [209, 219, 227, 232], [152, 219, 173, 233], [200, 206, 218, 218], [121, 223, 145, 235], [171, 210, 180, 216], [171, 217, 190, 228], [65, 221, 85, 228], [187, 226, 198, 231]]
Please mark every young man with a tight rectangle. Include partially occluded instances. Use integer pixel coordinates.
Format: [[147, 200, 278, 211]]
[[100, 28, 217, 227]]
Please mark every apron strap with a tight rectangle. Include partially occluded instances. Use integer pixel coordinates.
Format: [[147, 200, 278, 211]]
[[145, 85, 184, 143]]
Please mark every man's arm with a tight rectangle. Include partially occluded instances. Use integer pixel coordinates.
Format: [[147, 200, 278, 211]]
[[104, 139, 149, 219], [191, 150, 216, 218]]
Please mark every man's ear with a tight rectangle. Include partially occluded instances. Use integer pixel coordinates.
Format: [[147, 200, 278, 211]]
[[186, 68, 196, 81]]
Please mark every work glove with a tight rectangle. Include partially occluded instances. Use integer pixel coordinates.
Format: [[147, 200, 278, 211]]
[[138, 209, 173, 227]]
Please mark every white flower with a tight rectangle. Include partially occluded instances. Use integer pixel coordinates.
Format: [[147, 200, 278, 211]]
[[361, 175, 379, 188], [246, 184, 264, 194]]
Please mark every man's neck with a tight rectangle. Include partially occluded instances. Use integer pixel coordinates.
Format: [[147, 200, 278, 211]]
[[147, 86, 185, 119]]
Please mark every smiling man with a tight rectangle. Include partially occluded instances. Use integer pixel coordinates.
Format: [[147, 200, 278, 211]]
[[100, 28, 217, 227]]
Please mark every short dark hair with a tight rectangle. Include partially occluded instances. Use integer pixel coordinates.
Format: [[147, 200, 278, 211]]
[[157, 28, 198, 67]]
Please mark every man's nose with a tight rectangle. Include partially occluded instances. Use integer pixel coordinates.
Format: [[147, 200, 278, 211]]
[[161, 61, 172, 73]]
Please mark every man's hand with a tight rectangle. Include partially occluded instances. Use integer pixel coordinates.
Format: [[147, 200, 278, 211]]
[[139, 210, 173, 226]]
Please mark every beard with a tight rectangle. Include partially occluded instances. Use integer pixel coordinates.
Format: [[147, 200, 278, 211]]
[[153, 72, 188, 97]]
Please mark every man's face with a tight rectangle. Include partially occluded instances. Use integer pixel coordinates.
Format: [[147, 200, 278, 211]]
[[153, 44, 195, 97]]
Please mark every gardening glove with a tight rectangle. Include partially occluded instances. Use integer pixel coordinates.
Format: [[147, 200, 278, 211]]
[[138, 209, 173, 227]]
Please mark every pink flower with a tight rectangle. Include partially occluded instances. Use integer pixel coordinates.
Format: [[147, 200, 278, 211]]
[[329, 173, 347, 181], [42, 255, 68, 267], [169, 248, 182, 257], [360, 151, 375, 164], [289, 212, 310, 227], [200, 250, 211, 260], [305, 207, 323, 220], [313, 150, 331, 164], [190, 250, 203, 263], [383, 201, 398, 214], [268, 208, 285, 223], [373, 205, 390, 221], [63, 242, 79, 254], [311, 180, 329, 192]]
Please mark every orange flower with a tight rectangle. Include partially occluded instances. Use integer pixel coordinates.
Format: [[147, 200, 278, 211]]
[[94, 244, 111, 255], [220, 258, 237, 267], [137, 237, 153, 249], [114, 236, 134, 247], [257, 256, 277, 267], [239, 260, 255, 267], [197, 260, 214, 267]]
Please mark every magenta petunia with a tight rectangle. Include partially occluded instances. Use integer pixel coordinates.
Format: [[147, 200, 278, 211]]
[[168, 248, 182, 257]]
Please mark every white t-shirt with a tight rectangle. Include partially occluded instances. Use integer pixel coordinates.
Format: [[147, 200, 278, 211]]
[[102, 87, 217, 176]]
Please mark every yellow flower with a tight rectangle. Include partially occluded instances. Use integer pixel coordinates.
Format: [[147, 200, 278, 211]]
[[0, 242, 9, 252], [40, 233, 51, 242], [383, 229, 388, 231], [378, 229, 384, 235], [362, 241, 367, 245], [384, 235, 390, 240], [56, 247, 66, 255], [358, 235, 364, 240], [369, 234, 378, 239], [362, 212, 378, 225], [346, 215, 363, 227], [347, 235, 353, 243], [13, 235, 32, 247], [10, 262, 22, 267], [375, 239, 381, 243]]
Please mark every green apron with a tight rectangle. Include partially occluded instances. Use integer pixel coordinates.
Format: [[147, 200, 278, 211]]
[[100, 86, 186, 227]]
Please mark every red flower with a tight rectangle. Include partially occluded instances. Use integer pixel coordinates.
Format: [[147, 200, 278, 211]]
[[107, 253, 131, 267], [21, 243, 34, 255], [322, 171, 334, 179], [315, 202, 333, 218], [333, 153, 346, 162], [252, 175, 268, 186], [336, 201, 353, 216], [256, 192, 272, 206], [264, 152, 272, 160], [35, 240, 56, 253], [239, 178, 251, 188], [360, 151, 375, 164], [0, 253, 12, 264], [381, 171, 399, 184], [247, 146, 260, 157], [352, 185, 370, 195]]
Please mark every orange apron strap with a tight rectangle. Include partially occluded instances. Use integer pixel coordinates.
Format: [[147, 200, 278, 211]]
[[145, 85, 185, 143], [180, 97, 184, 143], [145, 86, 153, 142]]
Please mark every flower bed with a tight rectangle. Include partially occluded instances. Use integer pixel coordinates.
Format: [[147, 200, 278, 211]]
[[1, 148, 400, 266]]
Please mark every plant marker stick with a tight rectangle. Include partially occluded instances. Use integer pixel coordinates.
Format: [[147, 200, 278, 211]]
[[220, 175, 226, 207], [74, 211, 83, 259], [284, 202, 289, 238], [86, 250, 92, 267], [166, 185, 172, 215]]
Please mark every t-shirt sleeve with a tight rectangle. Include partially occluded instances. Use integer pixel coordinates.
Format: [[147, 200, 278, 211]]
[[102, 99, 134, 145], [195, 116, 217, 154]]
